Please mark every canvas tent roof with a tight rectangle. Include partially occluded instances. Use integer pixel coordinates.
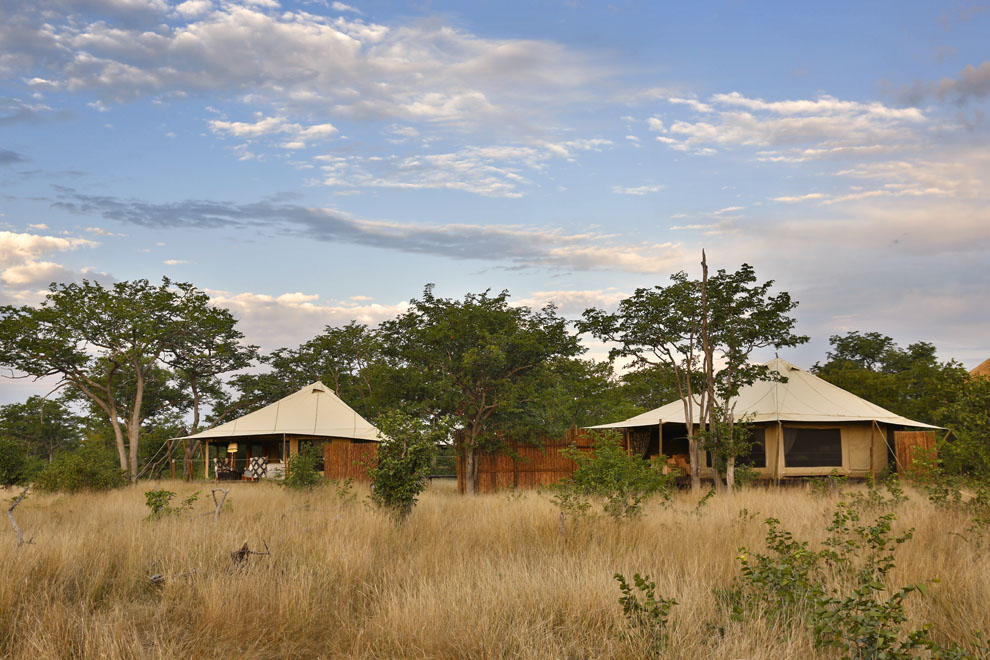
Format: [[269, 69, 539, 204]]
[[180, 381, 383, 442], [971, 358, 990, 378], [590, 358, 939, 430]]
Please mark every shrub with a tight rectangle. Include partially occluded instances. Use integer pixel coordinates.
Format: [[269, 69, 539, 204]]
[[614, 572, 677, 652], [33, 443, 127, 492], [144, 488, 199, 519], [551, 431, 675, 519], [0, 437, 44, 487], [368, 410, 445, 522], [282, 442, 324, 490]]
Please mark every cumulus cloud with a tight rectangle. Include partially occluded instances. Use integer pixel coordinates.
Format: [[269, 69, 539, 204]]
[[206, 289, 408, 350], [0, 2, 601, 133], [649, 91, 926, 155], [209, 115, 338, 149], [0, 230, 99, 299], [51, 187, 684, 273]]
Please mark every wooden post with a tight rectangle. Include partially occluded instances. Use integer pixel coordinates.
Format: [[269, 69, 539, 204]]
[[204, 441, 210, 480], [170, 458, 175, 480]]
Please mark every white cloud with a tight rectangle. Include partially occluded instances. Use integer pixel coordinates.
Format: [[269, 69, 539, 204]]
[[209, 115, 338, 149], [0, 231, 99, 299], [163, 259, 188, 265], [317, 138, 612, 197], [206, 289, 408, 350], [652, 91, 927, 155], [772, 193, 827, 203], [27, 223, 49, 230], [4, 3, 600, 132], [0, 231, 97, 267], [332, 2, 362, 14], [611, 184, 663, 195]]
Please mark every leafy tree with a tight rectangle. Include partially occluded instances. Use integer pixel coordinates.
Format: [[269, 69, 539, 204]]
[[617, 365, 681, 413], [0, 438, 45, 487], [0, 278, 248, 482], [699, 256, 806, 491], [369, 410, 447, 521], [0, 396, 82, 462], [812, 331, 966, 425], [379, 285, 582, 494], [935, 375, 990, 476]]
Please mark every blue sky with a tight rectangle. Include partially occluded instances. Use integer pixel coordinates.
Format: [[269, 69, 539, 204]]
[[2, 0, 989, 403]]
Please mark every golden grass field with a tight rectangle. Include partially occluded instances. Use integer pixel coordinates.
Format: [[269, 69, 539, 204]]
[[1, 480, 988, 659]]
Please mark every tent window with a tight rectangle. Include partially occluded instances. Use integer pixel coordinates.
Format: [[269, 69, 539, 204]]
[[783, 427, 842, 467], [739, 428, 766, 468]]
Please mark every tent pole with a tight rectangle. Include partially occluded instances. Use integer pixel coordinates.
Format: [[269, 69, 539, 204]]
[[204, 441, 210, 481], [775, 421, 783, 487], [876, 420, 900, 472]]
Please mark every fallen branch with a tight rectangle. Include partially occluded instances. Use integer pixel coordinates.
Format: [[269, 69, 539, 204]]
[[211, 488, 230, 523], [231, 540, 270, 566], [7, 486, 32, 547]]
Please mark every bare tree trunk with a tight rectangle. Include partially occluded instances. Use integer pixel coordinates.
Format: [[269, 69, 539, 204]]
[[110, 417, 129, 475], [726, 456, 736, 494], [463, 446, 477, 495]]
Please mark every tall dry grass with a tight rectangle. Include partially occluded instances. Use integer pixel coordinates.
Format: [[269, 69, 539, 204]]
[[1, 480, 987, 659]]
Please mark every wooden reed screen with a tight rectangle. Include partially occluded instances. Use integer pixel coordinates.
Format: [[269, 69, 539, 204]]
[[893, 430, 936, 475], [324, 440, 378, 481], [456, 427, 594, 494]]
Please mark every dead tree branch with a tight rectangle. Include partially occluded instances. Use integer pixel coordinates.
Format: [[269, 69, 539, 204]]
[[7, 486, 31, 547], [211, 488, 230, 523], [231, 540, 270, 566]]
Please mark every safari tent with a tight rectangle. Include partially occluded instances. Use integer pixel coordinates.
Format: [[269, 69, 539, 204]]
[[971, 357, 990, 378], [590, 358, 939, 480], [181, 381, 381, 481]]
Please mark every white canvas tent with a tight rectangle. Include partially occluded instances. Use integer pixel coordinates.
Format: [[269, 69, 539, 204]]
[[591, 358, 939, 430], [590, 358, 938, 478], [182, 381, 383, 442], [181, 381, 382, 480]]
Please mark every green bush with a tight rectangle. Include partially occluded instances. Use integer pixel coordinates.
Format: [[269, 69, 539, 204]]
[[33, 443, 127, 492], [144, 488, 199, 519], [368, 410, 445, 522], [614, 572, 677, 652], [281, 442, 324, 490], [550, 431, 675, 519], [0, 437, 44, 487]]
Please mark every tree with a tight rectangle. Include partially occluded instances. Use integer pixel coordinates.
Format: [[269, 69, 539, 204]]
[[161, 298, 257, 478], [379, 285, 582, 494], [0, 396, 82, 462], [934, 375, 990, 476], [812, 331, 966, 425], [580, 255, 805, 492], [0, 278, 249, 482], [699, 255, 807, 492]]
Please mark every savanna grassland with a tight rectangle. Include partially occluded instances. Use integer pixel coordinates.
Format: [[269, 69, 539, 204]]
[[1, 481, 988, 660]]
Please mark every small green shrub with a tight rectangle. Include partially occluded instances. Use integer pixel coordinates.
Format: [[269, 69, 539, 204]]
[[615, 572, 677, 652], [144, 488, 199, 519], [550, 432, 675, 519], [33, 443, 127, 492], [368, 410, 445, 522], [282, 443, 324, 490]]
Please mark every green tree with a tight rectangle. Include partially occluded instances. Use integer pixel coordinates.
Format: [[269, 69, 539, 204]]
[[935, 375, 990, 476], [0, 278, 248, 482], [369, 410, 447, 521], [812, 331, 966, 425], [0, 396, 82, 462], [379, 285, 582, 494]]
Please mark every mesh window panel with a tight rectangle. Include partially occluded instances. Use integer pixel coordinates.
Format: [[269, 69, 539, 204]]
[[783, 428, 842, 467], [739, 428, 767, 468]]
